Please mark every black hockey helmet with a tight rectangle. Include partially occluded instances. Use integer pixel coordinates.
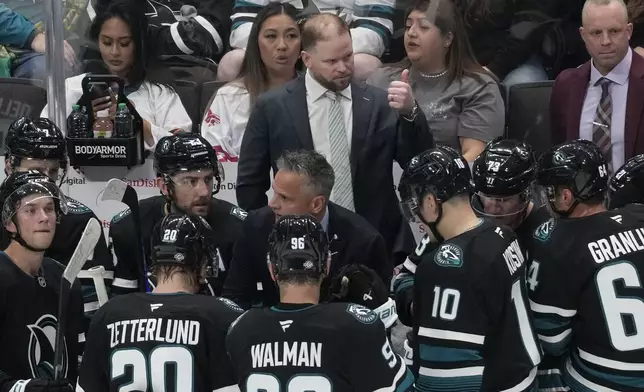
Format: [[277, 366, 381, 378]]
[[0, 170, 68, 251], [399, 147, 471, 217], [537, 139, 608, 215], [5, 117, 68, 184], [150, 213, 218, 278], [268, 215, 329, 280], [608, 154, 644, 209], [472, 138, 536, 196]]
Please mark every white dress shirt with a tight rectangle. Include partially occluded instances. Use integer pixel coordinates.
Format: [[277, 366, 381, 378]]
[[305, 70, 353, 161], [579, 48, 631, 169]]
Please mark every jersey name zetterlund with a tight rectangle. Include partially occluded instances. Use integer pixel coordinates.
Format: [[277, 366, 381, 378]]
[[107, 318, 200, 348], [251, 341, 322, 368]]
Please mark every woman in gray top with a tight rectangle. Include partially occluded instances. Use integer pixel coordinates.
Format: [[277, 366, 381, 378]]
[[368, 0, 505, 162]]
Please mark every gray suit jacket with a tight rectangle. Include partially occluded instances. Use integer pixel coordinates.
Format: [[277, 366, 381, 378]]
[[236, 75, 434, 264]]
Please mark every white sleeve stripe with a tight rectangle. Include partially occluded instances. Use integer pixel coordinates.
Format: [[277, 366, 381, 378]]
[[403, 257, 417, 274], [231, 12, 258, 20], [529, 300, 577, 317], [194, 16, 224, 54], [578, 348, 644, 371], [9, 379, 31, 392], [537, 368, 563, 376], [84, 301, 99, 313], [538, 328, 572, 344], [113, 277, 139, 289], [419, 366, 484, 377], [418, 326, 485, 345], [498, 367, 537, 392], [170, 22, 194, 55], [78, 333, 86, 343], [213, 385, 241, 392], [565, 357, 621, 392], [373, 355, 407, 392], [374, 297, 398, 329]]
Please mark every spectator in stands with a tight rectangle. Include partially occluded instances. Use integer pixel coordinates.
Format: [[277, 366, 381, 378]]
[[42, 0, 191, 150], [0, 2, 79, 80], [235, 13, 433, 269], [455, 0, 555, 87], [551, 0, 644, 171], [217, 0, 394, 82], [95, 0, 233, 61], [627, 0, 644, 54], [201, 2, 301, 162], [368, 0, 504, 162]]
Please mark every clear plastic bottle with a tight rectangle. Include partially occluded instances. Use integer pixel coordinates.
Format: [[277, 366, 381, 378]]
[[114, 103, 133, 138], [67, 104, 89, 138], [93, 109, 113, 138]]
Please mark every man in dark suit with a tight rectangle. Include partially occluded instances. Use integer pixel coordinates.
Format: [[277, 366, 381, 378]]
[[235, 13, 433, 267], [551, 0, 644, 170], [223, 150, 392, 310]]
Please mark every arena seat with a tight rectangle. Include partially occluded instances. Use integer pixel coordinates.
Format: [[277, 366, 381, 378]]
[[0, 78, 47, 147], [199, 81, 227, 128], [170, 79, 200, 133], [505, 80, 554, 158]]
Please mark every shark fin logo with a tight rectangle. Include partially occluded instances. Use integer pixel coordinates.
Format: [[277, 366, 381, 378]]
[[27, 314, 68, 379], [434, 244, 463, 267]]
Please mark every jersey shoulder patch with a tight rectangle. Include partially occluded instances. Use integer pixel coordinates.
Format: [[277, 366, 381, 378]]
[[533, 217, 557, 242], [217, 297, 244, 313], [229, 206, 247, 221], [111, 208, 131, 224], [434, 243, 464, 268], [346, 303, 378, 325], [64, 197, 91, 214]]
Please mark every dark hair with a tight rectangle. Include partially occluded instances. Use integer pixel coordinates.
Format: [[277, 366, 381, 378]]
[[627, 0, 644, 22], [276, 150, 335, 199], [454, 0, 491, 26], [387, 0, 488, 88], [237, 2, 301, 104], [90, 0, 150, 86], [300, 13, 350, 51], [150, 264, 200, 288]]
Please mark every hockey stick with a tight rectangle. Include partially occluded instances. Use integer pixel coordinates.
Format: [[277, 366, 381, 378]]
[[101, 178, 149, 292], [54, 217, 102, 380], [77, 265, 113, 307]]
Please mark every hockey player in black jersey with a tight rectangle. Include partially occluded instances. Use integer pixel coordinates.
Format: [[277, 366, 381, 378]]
[[0, 171, 83, 392], [607, 154, 644, 209], [77, 213, 242, 392], [398, 146, 541, 391], [110, 133, 245, 296], [1, 117, 113, 332], [530, 140, 644, 392], [226, 215, 414, 391]]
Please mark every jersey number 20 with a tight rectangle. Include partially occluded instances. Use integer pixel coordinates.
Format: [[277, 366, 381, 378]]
[[111, 346, 193, 391]]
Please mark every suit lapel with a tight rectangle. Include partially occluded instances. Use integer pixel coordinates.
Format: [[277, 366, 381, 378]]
[[285, 77, 314, 149], [570, 63, 591, 140], [350, 83, 373, 179], [625, 55, 644, 158]]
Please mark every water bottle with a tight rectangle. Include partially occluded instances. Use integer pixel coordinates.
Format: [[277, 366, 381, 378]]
[[67, 104, 88, 138], [114, 103, 133, 138]]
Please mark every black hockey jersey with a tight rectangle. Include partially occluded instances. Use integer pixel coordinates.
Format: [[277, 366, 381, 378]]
[[77, 292, 243, 392], [226, 302, 415, 391], [0, 254, 83, 389], [529, 203, 644, 391], [412, 219, 541, 391], [109, 195, 245, 296], [97, 0, 233, 59]]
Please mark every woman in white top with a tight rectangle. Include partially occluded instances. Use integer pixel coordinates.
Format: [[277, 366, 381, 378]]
[[42, 0, 191, 150], [201, 2, 301, 162]]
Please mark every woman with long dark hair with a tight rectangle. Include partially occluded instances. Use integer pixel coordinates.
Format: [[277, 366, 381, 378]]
[[42, 0, 191, 150], [627, 0, 644, 54], [201, 2, 300, 161], [368, 0, 504, 162]]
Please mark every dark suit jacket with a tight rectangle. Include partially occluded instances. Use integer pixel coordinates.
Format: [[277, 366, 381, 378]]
[[550, 52, 644, 158], [236, 76, 434, 265], [221, 203, 393, 310]]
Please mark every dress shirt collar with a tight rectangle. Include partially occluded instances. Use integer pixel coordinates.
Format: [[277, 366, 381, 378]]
[[320, 205, 329, 232], [305, 70, 352, 102], [590, 47, 632, 86]]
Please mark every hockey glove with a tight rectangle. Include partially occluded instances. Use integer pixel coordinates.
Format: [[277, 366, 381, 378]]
[[329, 264, 398, 328], [10, 378, 73, 392]]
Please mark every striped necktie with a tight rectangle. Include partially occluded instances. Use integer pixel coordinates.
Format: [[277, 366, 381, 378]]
[[326, 92, 355, 212], [592, 77, 612, 168]]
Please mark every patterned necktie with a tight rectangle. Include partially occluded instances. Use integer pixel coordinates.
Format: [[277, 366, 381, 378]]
[[592, 77, 612, 168], [326, 92, 355, 212]]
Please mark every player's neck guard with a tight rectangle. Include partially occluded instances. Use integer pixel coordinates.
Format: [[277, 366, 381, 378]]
[[373, 297, 398, 329]]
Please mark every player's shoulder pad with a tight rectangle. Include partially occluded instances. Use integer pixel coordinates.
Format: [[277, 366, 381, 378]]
[[345, 303, 379, 325], [229, 206, 247, 221], [217, 297, 245, 314], [533, 217, 557, 243], [63, 197, 91, 215]]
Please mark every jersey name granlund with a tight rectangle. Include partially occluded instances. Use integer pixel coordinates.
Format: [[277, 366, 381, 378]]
[[587, 226, 644, 263]]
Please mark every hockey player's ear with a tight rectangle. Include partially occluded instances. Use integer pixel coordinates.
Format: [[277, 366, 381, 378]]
[[4, 157, 12, 177], [158, 176, 169, 195], [4, 220, 17, 234]]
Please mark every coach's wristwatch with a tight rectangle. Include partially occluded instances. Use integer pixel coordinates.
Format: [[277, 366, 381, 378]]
[[403, 101, 419, 122]]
